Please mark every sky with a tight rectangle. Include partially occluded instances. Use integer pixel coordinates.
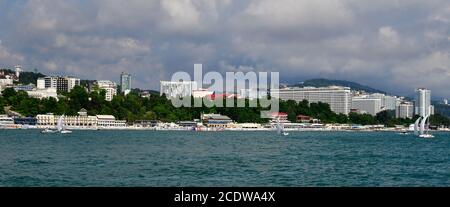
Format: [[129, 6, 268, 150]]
[[0, 0, 449, 98]]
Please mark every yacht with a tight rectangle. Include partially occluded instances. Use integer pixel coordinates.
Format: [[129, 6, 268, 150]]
[[414, 113, 434, 138], [276, 118, 289, 136], [57, 115, 72, 134]]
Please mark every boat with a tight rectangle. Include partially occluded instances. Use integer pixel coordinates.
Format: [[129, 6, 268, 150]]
[[414, 114, 434, 138], [57, 115, 72, 134], [398, 131, 409, 135], [276, 118, 289, 136], [41, 128, 57, 134]]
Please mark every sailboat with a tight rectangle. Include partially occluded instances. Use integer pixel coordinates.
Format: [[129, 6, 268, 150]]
[[414, 115, 434, 138], [57, 115, 72, 134], [276, 118, 289, 136], [413, 117, 422, 136], [419, 114, 434, 138]]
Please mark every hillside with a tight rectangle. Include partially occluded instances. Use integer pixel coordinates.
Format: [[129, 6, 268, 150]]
[[434, 104, 450, 118], [290, 78, 387, 94]]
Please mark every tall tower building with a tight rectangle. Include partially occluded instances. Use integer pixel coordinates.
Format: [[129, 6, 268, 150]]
[[15, 65, 22, 78], [120, 72, 132, 95], [414, 88, 432, 117]]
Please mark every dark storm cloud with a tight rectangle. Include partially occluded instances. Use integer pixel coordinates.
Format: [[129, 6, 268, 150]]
[[0, 0, 449, 98]]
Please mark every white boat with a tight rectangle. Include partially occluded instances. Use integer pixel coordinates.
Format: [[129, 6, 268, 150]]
[[414, 113, 434, 138], [276, 118, 289, 136], [57, 115, 72, 134], [41, 128, 58, 134], [419, 134, 434, 138], [413, 117, 422, 136]]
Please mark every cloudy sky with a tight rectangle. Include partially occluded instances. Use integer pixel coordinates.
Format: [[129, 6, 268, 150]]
[[0, 0, 449, 98]]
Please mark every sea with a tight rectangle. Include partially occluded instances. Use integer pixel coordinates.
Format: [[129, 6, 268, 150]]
[[0, 130, 449, 187]]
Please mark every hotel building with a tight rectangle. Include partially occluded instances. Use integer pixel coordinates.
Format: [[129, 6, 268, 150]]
[[270, 86, 352, 115], [396, 101, 414, 119], [414, 88, 433, 117], [351, 96, 382, 116]]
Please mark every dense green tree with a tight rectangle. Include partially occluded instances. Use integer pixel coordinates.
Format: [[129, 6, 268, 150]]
[[1, 87, 449, 127]]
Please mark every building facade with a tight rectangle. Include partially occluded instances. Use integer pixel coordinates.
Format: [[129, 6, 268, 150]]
[[96, 115, 127, 128], [160, 81, 198, 98], [201, 113, 233, 128], [415, 88, 433, 117], [270, 86, 352, 114], [96, 80, 117, 101], [192, 89, 214, 98], [37, 76, 80, 92], [396, 101, 414, 119], [120, 72, 132, 95], [351, 96, 382, 116], [27, 88, 58, 100], [36, 112, 97, 128]]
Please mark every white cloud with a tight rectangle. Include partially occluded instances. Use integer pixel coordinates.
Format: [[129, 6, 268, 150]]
[[0, 40, 24, 65]]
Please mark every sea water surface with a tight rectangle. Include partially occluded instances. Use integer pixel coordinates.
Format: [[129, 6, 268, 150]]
[[0, 130, 449, 186]]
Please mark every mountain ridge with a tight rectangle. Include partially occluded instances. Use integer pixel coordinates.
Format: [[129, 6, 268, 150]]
[[289, 78, 388, 94]]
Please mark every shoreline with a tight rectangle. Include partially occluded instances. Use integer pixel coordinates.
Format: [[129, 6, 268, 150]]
[[1, 125, 449, 132]]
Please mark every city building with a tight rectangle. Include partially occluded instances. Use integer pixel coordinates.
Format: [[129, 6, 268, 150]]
[[0, 76, 14, 86], [367, 93, 398, 110], [120, 72, 132, 95], [296, 115, 313, 123], [26, 88, 58, 100], [415, 88, 433, 117], [270, 86, 352, 114], [201, 113, 233, 128], [15, 65, 22, 78], [192, 89, 214, 98], [36, 110, 97, 128], [239, 88, 268, 99], [396, 101, 414, 119], [37, 76, 80, 92], [96, 115, 127, 128], [13, 84, 35, 91], [444, 99, 448, 105], [96, 80, 117, 101], [0, 115, 14, 125], [139, 90, 152, 98], [14, 117, 37, 126], [160, 81, 198, 98], [270, 112, 290, 124], [351, 96, 382, 116]]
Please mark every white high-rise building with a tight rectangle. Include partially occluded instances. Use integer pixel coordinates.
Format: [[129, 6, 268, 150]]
[[120, 72, 132, 95], [396, 101, 414, 119], [270, 86, 352, 114], [160, 81, 198, 98], [96, 80, 117, 101], [367, 93, 398, 110], [15, 65, 22, 78], [415, 88, 433, 117], [351, 96, 382, 116]]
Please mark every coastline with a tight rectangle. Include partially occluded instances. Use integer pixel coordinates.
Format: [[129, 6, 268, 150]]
[[1, 124, 449, 132]]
